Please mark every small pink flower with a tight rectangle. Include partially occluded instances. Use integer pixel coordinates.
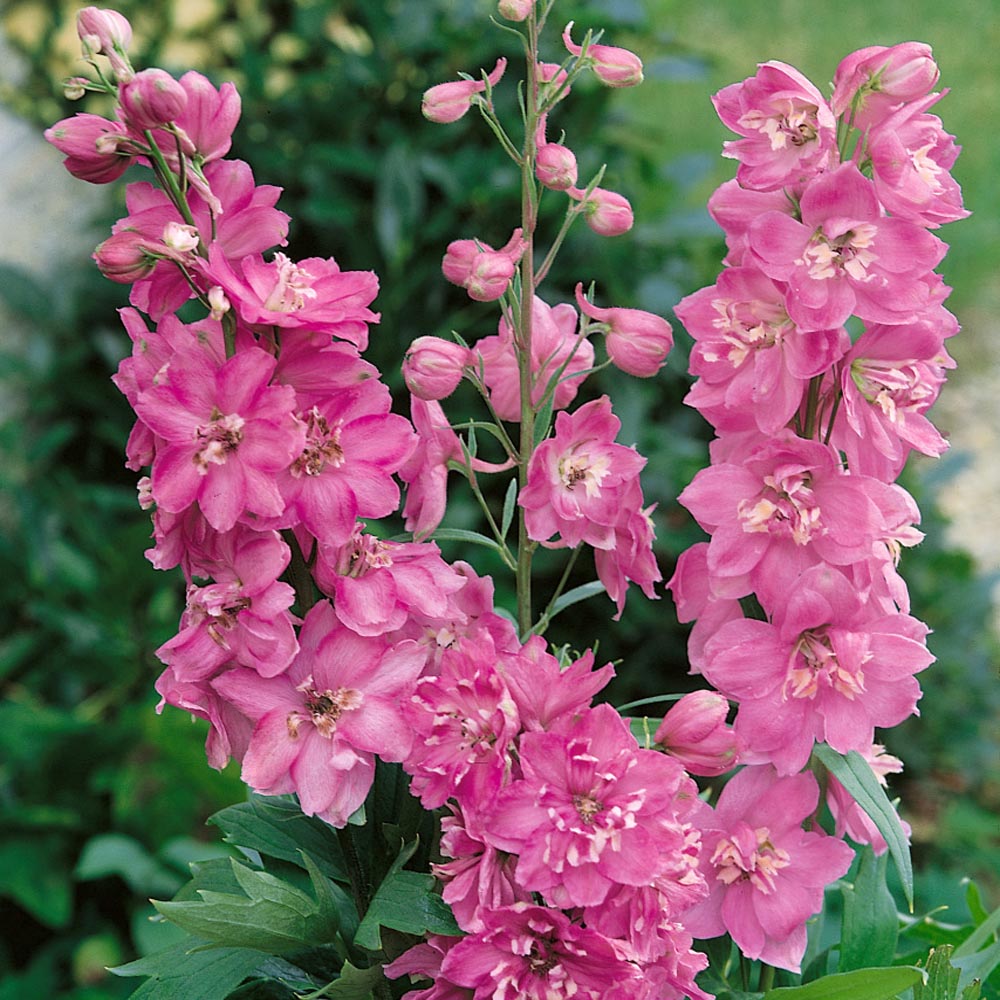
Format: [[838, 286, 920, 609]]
[[684, 765, 854, 972], [832, 43, 939, 129], [563, 22, 644, 88], [575, 282, 673, 377], [568, 185, 634, 236], [422, 58, 507, 124], [655, 690, 740, 777]]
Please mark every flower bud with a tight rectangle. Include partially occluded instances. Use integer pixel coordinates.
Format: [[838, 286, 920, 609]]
[[536, 142, 578, 191], [569, 186, 634, 237], [45, 113, 132, 183], [498, 0, 535, 21], [403, 337, 473, 400], [162, 221, 200, 254], [654, 690, 739, 776], [442, 228, 525, 302], [63, 77, 90, 100], [422, 57, 507, 124], [537, 61, 571, 103], [832, 43, 939, 128], [77, 6, 132, 55], [574, 283, 672, 377], [562, 21, 643, 89], [93, 231, 159, 283], [119, 68, 189, 132], [208, 286, 231, 321]]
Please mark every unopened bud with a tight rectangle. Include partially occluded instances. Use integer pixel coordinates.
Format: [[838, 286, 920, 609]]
[[63, 77, 89, 101], [208, 286, 230, 320], [93, 231, 158, 283], [563, 21, 643, 88], [422, 58, 507, 124], [536, 142, 578, 191], [498, 0, 535, 21], [162, 221, 200, 253], [574, 283, 672, 377], [569, 185, 634, 237], [654, 690, 739, 777], [119, 68, 188, 131], [403, 336, 473, 400]]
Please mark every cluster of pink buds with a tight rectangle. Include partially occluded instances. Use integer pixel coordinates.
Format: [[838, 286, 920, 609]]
[[668, 43, 966, 970]]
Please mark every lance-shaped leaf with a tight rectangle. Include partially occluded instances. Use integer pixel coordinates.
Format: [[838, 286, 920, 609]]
[[353, 839, 461, 951], [813, 743, 913, 910], [152, 857, 340, 954], [839, 847, 899, 971], [763, 966, 924, 1000]]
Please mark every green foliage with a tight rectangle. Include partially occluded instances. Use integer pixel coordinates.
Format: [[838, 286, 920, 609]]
[[763, 967, 925, 1000], [839, 849, 899, 972]]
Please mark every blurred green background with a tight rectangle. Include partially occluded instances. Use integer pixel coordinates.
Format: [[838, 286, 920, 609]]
[[1, 1, 997, 996]]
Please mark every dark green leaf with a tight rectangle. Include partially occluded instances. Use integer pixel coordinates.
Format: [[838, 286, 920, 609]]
[[764, 966, 924, 1000], [208, 796, 348, 884], [75, 832, 184, 897], [110, 938, 264, 1000], [548, 581, 606, 618], [840, 847, 898, 971], [0, 836, 72, 928], [299, 960, 385, 999], [914, 945, 961, 1000], [953, 900, 1000, 959], [813, 744, 913, 910], [500, 477, 518, 540]]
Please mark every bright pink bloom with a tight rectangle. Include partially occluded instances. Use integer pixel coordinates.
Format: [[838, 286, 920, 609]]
[[119, 68, 188, 132], [475, 295, 593, 422], [422, 58, 507, 124], [568, 185, 634, 236], [749, 163, 946, 331], [135, 346, 304, 531], [832, 320, 953, 480], [655, 690, 740, 777], [575, 283, 673, 377], [399, 399, 462, 539], [707, 179, 797, 266], [520, 396, 646, 550], [403, 336, 473, 400], [385, 935, 472, 1000], [701, 563, 932, 774], [156, 526, 298, 680], [675, 266, 848, 434], [432, 805, 530, 933], [485, 704, 698, 908], [403, 635, 519, 810], [212, 604, 425, 826], [45, 113, 134, 183], [868, 95, 969, 229], [441, 229, 524, 302], [161, 71, 241, 164], [441, 902, 642, 999], [562, 22, 644, 88], [203, 246, 380, 349], [832, 43, 939, 129], [684, 765, 854, 972], [713, 61, 837, 191]]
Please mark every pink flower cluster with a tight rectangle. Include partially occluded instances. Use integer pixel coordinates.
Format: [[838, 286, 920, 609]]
[[667, 44, 966, 969]]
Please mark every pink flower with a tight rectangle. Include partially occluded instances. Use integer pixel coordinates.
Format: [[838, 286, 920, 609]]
[[563, 22, 644, 89], [568, 185, 634, 236], [403, 336, 474, 400], [385, 936, 472, 1000], [713, 61, 837, 191], [655, 690, 740, 777], [475, 295, 593, 422], [519, 396, 646, 550], [535, 141, 578, 191], [135, 346, 304, 531], [161, 71, 241, 164], [403, 634, 519, 811], [441, 902, 641, 999], [212, 604, 425, 826], [700, 563, 932, 774], [76, 6, 132, 79], [485, 704, 697, 908], [575, 283, 673, 377], [422, 58, 507, 124], [684, 765, 854, 972], [675, 266, 848, 434], [749, 163, 946, 331], [832, 43, 939, 130], [45, 113, 134, 183], [441, 229, 524, 302], [119, 68, 188, 132]]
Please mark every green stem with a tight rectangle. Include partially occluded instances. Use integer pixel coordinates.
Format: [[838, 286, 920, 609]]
[[802, 374, 823, 440], [759, 963, 776, 994], [531, 545, 582, 637]]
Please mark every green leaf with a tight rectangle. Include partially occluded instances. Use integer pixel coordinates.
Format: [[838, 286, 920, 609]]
[[353, 840, 461, 951], [208, 795, 348, 883], [953, 900, 1000, 959], [0, 836, 72, 928], [914, 945, 961, 1000], [629, 715, 658, 749], [764, 966, 924, 1000], [813, 744, 913, 910], [500, 477, 518, 540], [953, 939, 1000, 993], [839, 847, 899, 971], [532, 396, 554, 449], [75, 832, 184, 897], [298, 960, 386, 999], [152, 858, 340, 955], [429, 528, 504, 553], [110, 938, 264, 1000], [548, 580, 605, 618]]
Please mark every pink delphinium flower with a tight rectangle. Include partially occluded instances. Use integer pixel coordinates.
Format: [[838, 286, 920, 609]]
[[748, 163, 946, 331], [135, 346, 304, 532], [475, 295, 594, 422], [385, 935, 472, 1000], [403, 634, 520, 811], [700, 563, 932, 774], [422, 57, 507, 124], [712, 61, 837, 191], [441, 902, 642, 999], [212, 604, 425, 827], [485, 703, 697, 909], [519, 395, 646, 550], [655, 690, 740, 777], [684, 765, 854, 972]]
